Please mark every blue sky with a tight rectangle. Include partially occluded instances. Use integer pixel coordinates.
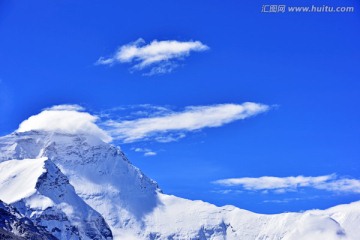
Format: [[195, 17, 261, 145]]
[[1, 0, 360, 213]]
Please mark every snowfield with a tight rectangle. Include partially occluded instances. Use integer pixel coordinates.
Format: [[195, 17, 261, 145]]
[[0, 130, 359, 239]]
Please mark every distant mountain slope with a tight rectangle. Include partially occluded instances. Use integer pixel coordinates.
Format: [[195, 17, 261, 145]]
[[0, 131, 359, 240], [0, 199, 56, 239], [0, 157, 112, 240]]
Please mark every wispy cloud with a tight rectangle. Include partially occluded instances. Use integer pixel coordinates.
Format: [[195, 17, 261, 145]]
[[104, 102, 270, 143], [96, 38, 209, 75], [100, 104, 173, 121], [263, 198, 301, 204], [263, 196, 320, 204], [132, 147, 157, 157], [213, 175, 360, 194], [211, 189, 243, 195]]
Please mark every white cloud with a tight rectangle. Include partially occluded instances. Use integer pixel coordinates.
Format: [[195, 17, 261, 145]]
[[132, 147, 157, 157], [17, 105, 112, 143], [263, 196, 319, 203], [213, 175, 360, 194], [144, 151, 157, 157], [214, 175, 333, 189], [96, 38, 209, 75], [44, 104, 85, 111], [211, 189, 243, 195], [105, 102, 269, 143], [102, 104, 173, 121], [263, 198, 301, 203]]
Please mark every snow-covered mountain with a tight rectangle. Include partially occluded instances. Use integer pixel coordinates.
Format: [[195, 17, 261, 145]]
[[0, 156, 112, 240], [0, 199, 57, 239], [0, 130, 359, 240]]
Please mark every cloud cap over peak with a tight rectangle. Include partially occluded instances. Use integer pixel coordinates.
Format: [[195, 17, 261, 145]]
[[17, 105, 112, 143]]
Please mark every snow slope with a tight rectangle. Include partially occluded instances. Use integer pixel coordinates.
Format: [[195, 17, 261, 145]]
[[0, 199, 57, 239], [0, 130, 359, 240], [0, 157, 112, 240], [146, 194, 360, 240]]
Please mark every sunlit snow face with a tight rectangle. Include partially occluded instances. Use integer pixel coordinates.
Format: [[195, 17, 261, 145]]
[[17, 105, 112, 143]]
